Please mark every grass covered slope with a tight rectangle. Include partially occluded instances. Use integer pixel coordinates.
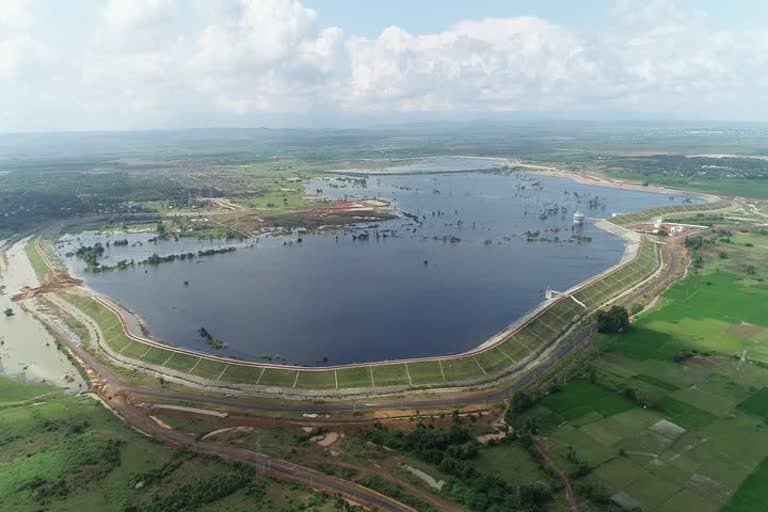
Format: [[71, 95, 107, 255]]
[[24, 239, 50, 283], [0, 375, 55, 405]]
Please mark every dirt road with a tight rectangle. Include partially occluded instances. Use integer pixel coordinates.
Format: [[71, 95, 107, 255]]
[[21, 235, 684, 511], [34, 306, 421, 512]]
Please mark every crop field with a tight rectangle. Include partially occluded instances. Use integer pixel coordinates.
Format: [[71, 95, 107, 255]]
[[494, 227, 768, 512], [0, 378, 349, 512], [506, 355, 768, 512], [721, 458, 768, 512], [475, 443, 551, 486], [608, 170, 768, 199], [57, 235, 662, 393], [610, 277, 768, 363]]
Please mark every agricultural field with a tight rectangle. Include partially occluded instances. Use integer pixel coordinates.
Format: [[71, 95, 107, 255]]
[[609, 173, 768, 199], [599, 153, 768, 199], [494, 225, 768, 512], [0, 376, 352, 512]]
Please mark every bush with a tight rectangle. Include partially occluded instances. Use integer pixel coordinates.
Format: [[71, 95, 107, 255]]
[[123, 464, 256, 512], [673, 350, 696, 363], [596, 306, 629, 334], [361, 422, 550, 511]]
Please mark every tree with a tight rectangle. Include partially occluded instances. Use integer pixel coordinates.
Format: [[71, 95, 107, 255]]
[[596, 306, 629, 334], [3, 307, 14, 317]]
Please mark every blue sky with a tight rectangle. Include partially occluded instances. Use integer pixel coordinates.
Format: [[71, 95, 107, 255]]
[[308, 0, 768, 36], [305, 0, 611, 36], [304, 0, 768, 37], [2, 0, 768, 132]]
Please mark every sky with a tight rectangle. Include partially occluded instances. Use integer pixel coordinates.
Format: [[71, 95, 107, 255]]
[[2, 0, 768, 132]]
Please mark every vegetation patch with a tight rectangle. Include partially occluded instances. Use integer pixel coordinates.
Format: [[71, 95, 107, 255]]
[[721, 456, 768, 512], [0, 375, 55, 405], [736, 387, 768, 421], [366, 364, 407, 387]]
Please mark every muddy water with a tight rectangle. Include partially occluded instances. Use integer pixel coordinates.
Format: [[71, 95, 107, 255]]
[[0, 238, 84, 391]]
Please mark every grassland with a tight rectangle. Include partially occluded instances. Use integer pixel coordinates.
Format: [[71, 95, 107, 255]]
[[607, 172, 768, 199], [24, 239, 49, 283], [0, 375, 55, 405], [0, 379, 350, 512], [609, 200, 733, 226]]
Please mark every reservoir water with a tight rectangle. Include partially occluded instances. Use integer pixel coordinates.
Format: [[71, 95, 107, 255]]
[[60, 165, 693, 365]]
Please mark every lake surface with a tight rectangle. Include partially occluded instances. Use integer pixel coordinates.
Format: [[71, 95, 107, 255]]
[[60, 164, 693, 365]]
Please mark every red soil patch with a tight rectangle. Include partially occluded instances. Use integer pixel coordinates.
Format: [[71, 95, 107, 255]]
[[11, 269, 82, 302]]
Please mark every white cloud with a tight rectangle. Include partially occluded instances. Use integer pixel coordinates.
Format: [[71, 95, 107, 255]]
[[0, 0, 37, 29], [345, 17, 606, 112], [101, 0, 174, 32], [1, 0, 768, 130], [0, 0, 51, 82]]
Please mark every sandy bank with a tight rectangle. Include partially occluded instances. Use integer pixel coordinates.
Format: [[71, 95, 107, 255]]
[[505, 159, 720, 204]]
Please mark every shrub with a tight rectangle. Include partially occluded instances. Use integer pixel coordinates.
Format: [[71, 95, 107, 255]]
[[597, 306, 629, 334]]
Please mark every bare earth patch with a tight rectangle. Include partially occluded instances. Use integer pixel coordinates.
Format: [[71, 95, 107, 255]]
[[728, 322, 765, 340], [650, 419, 687, 441]]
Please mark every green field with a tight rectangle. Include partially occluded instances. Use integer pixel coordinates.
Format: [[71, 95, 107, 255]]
[[474, 443, 551, 486], [495, 227, 768, 512], [0, 375, 55, 405], [722, 457, 768, 512], [537, 380, 635, 422], [608, 171, 768, 199], [0, 380, 348, 512], [608, 270, 768, 363], [24, 239, 49, 282]]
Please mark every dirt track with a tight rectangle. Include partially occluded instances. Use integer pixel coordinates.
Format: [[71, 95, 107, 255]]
[[11, 269, 82, 301], [534, 437, 579, 511], [30, 297, 434, 512], [14, 213, 689, 511]]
